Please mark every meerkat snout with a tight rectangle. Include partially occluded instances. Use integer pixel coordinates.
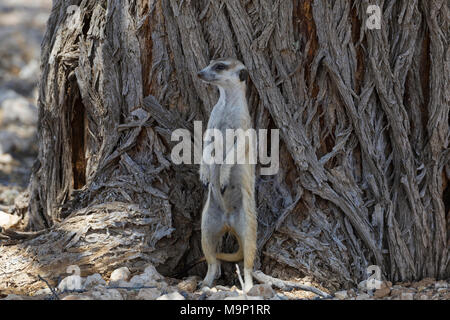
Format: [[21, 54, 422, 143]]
[[197, 58, 248, 87]]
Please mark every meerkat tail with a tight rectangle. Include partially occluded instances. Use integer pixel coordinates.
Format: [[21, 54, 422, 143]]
[[216, 230, 244, 262], [170, 245, 243, 277], [216, 249, 244, 262]]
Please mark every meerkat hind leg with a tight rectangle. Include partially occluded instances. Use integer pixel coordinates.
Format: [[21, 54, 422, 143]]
[[201, 207, 224, 288], [233, 208, 257, 293]]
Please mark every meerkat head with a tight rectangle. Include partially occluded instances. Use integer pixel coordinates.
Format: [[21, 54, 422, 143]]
[[197, 58, 248, 88]]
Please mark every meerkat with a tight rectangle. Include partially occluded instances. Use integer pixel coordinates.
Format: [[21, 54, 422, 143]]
[[197, 58, 257, 292]]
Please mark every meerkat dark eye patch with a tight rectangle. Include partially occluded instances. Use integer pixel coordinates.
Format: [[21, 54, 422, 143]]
[[214, 63, 228, 71], [239, 69, 248, 82]]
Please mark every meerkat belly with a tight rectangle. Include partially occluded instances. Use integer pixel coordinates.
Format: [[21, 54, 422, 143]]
[[221, 165, 246, 228]]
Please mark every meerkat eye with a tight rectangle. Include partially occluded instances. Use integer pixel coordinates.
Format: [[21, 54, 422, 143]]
[[214, 63, 227, 71]]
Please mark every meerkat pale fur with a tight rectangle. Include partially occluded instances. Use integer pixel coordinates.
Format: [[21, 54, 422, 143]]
[[197, 58, 257, 292]]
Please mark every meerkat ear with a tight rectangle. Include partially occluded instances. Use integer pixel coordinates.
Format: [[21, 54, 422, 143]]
[[239, 69, 248, 82]]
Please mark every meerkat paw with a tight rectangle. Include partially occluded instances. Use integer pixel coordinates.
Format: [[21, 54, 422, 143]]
[[243, 268, 254, 293], [219, 165, 231, 194], [199, 166, 209, 188], [201, 263, 220, 289]]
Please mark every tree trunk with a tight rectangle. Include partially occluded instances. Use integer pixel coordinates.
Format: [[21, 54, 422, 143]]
[[1, 0, 448, 292]]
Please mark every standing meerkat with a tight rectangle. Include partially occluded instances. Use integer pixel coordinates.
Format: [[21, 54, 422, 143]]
[[197, 58, 257, 292]]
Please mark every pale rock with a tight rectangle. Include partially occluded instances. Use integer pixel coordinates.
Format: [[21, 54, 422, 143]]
[[230, 285, 243, 295], [0, 131, 16, 156], [129, 274, 153, 287], [109, 267, 131, 283], [111, 279, 133, 288], [400, 292, 414, 300], [157, 292, 185, 300], [416, 294, 429, 300], [0, 153, 13, 164], [155, 281, 169, 291], [274, 293, 289, 300], [247, 284, 275, 299], [434, 281, 447, 289], [417, 286, 426, 292], [0, 127, 36, 155], [201, 286, 212, 294], [334, 290, 348, 300], [2, 294, 24, 300], [207, 291, 239, 300], [177, 277, 197, 292], [83, 273, 106, 290], [374, 287, 390, 298], [215, 285, 230, 291], [411, 278, 434, 288], [347, 289, 357, 298], [58, 275, 83, 292], [356, 293, 371, 300], [225, 295, 263, 300], [19, 60, 39, 81], [62, 294, 92, 300], [136, 288, 161, 300], [89, 288, 123, 300], [0, 94, 37, 125], [34, 288, 51, 296], [129, 265, 163, 287], [391, 287, 415, 297], [358, 280, 367, 292], [0, 188, 20, 205], [0, 211, 21, 229], [143, 265, 164, 281]]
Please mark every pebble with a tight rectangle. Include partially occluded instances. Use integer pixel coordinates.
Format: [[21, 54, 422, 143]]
[[0, 210, 20, 229], [177, 277, 197, 292], [109, 267, 131, 283], [83, 273, 106, 290], [0, 93, 37, 125], [62, 294, 92, 300], [2, 294, 24, 300], [247, 284, 275, 299], [34, 287, 51, 296], [400, 292, 414, 300], [92, 288, 123, 300], [434, 281, 447, 289], [374, 286, 391, 298], [142, 265, 164, 281], [157, 292, 185, 300], [334, 290, 348, 300], [201, 286, 211, 294], [207, 291, 239, 300], [356, 293, 370, 300], [358, 280, 367, 292], [136, 288, 161, 300], [58, 275, 83, 292], [215, 285, 230, 291], [225, 295, 263, 300]]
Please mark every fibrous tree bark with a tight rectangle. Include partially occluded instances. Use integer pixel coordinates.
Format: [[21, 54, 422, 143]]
[[0, 0, 448, 292]]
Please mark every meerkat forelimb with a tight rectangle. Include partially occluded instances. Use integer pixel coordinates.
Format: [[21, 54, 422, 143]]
[[197, 58, 257, 292]]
